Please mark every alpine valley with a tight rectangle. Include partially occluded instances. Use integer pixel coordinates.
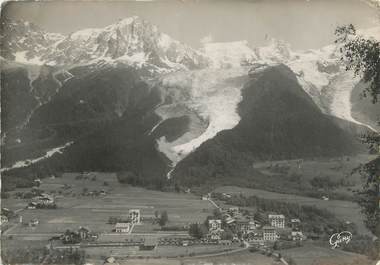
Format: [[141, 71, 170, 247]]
[[1, 16, 379, 194]]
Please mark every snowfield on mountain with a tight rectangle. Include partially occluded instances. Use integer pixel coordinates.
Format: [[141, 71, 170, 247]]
[[1, 16, 379, 174]]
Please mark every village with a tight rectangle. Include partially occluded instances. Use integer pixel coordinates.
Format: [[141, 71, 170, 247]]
[[0, 174, 307, 261], [0, 172, 373, 265]]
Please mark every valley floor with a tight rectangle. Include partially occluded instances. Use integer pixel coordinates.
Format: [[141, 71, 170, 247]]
[[214, 186, 370, 235], [1, 169, 376, 265]]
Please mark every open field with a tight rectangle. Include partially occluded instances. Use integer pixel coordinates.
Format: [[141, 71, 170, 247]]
[[215, 185, 370, 235], [86, 250, 277, 265], [83, 244, 241, 259], [2, 172, 214, 238], [279, 244, 376, 265], [2, 171, 376, 265], [251, 154, 376, 198], [1, 172, 224, 263]]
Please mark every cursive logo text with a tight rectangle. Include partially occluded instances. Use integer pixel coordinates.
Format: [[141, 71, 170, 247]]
[[329, 231, 352, 249]]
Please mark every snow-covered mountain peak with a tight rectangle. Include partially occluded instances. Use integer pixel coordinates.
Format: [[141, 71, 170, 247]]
[[1, 19, 65, 64], [4, 16, 208, 71], [256, 38, 294, 62], [201, 40, 257, 68]]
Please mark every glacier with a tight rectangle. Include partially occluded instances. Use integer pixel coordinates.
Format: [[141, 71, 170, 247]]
[[5, 16, 380, 174]]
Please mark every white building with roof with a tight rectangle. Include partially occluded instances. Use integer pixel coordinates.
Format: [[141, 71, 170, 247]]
[[268, 214, 285, 228], [115, 222, 131, 233], [263, 226, 278, 241], [129, 209, 141, 224]]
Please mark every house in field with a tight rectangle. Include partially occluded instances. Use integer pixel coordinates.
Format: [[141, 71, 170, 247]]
[[201, 194, 210, 200], [78, 226, 90, 240], [208, 219, 222, 231], [228, 207, 240, 216], [245, 229, 264, 242], [263, 226, 278, 241], [33, 193, 55, 208], [268, 214, 285, 228], [33, 178, 42, 186], [291, 218, 301, 231], [291, 231, 304, 241], [115, 222, 131, 233], [29, 218, 39, 227], [222, 193, 232, 199], [129, 209, 141, 224]]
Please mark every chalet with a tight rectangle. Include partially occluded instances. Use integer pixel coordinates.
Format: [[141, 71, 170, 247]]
[[321, 196, 329, 201], [129, 209, 141, 224], [27, 202, 37, 209], [263, 226, 278, 241], [115, 222, 131, 233], [78, 226, 90, 239], [246, 230, 264, 243], [29, 218, 39, 227], [228, 207, 239, 215], [252, 220, 261, 229], [291, 218, 301, 231], [208, 219, 222, 231], [268, 214, 285, 228], [222, 193, 232, 198], [291, 231, 304, 241], [33, 193, 55, 207], [33, 178, 42, 186], [201, 195, 209, 200]]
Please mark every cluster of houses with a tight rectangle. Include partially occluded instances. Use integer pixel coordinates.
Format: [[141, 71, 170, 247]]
[[206, 207, 305, 245], [113, 209, 141, 234], [27, 193, 56, 209], [59, 226, 98, 244]]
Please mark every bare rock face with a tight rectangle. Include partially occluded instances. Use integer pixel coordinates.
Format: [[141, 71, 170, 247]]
[[1, 17, 208, 70]]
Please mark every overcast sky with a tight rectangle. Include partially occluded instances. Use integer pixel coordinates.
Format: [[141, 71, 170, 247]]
[[2, 0, 379, 50]]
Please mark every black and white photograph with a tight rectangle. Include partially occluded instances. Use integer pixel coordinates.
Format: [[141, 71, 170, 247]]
[[0, 0, 379, 264]]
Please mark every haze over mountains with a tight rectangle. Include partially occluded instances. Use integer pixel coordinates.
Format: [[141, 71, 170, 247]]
[[1, 16, 379, 189]]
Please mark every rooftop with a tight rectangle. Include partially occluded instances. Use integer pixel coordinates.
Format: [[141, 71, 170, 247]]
[[268, 214, 285, 218], [115, 222, 131, 228]]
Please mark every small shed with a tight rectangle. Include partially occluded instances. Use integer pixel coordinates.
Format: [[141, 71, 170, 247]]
[[140, 237, 157, 250]]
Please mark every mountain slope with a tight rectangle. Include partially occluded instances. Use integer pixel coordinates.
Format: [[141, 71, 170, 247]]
[[172, 64, 362, 187], [1, 17, 377, 193], [1, 17, 208, 71]]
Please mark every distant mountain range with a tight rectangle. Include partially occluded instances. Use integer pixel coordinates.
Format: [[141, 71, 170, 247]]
[[1, 16, 379, 190]]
